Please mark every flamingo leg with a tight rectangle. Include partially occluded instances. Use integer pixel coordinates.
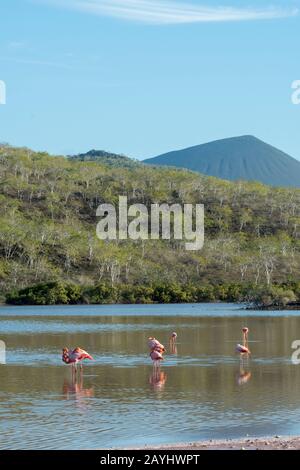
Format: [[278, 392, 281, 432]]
[[245, 334, 250, 354]]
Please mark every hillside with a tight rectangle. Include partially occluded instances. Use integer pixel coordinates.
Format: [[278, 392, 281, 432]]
[[69, 149, 140, 169], [1, 144, 300, 305], [144, 136, 300, 188]]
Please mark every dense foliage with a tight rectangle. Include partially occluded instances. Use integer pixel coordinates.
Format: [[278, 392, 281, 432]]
[[1, 143, 300, 305], [69, 149, 140, 169], [6, 281, 300, 308]]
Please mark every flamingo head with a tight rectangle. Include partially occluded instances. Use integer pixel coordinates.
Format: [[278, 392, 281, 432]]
[[242, 327, 249, 339], [62, 348, 70, 364]]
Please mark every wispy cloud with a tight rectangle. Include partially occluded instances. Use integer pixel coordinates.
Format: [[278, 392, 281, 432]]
[[37, 0, 299, 24], [0, 56, 72, 69]]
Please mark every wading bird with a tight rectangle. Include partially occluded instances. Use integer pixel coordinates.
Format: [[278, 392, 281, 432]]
[[148, 337, 166, 365], [169, 332, 178, 355], [236, 327, 251, 354], [148, 337, 166, 352], [62, 347, 94, 373], [150, 348, 164, 364], [170, 332, 177, 343]]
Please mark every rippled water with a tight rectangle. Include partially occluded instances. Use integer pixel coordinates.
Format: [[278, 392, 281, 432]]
[[1, 303, 300, 449]]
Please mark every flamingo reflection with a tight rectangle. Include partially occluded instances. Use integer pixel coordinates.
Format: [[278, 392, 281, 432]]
[[149, 369, 167, 390], [236, 356, 251, 385], [63, 373, 94, 408]]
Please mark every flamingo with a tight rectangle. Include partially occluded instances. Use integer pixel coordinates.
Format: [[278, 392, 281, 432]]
[[236, 327, 251, 354], [170, 332, 177, 343], [169, 332, 178, 355], [148, 337, 166, 365], [148, 337, 166, 352], [62, 347, 94, 373], [242, 327, 249, 340], [150, 348, 164, 365]]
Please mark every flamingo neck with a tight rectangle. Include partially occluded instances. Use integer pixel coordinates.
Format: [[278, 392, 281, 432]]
[[63, 350, 70, 364]]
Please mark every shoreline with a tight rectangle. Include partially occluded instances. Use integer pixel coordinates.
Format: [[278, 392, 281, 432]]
[[2, 301, 300, 311], [129, 436, 300, 450]]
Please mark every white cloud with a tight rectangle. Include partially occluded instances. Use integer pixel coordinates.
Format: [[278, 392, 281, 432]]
[[37, 0, 299, 24]]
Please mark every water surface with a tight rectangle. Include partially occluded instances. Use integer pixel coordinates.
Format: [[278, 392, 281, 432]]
[[0, 303, 300, 449]]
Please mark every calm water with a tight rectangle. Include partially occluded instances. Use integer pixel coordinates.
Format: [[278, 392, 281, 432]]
[[1, 303, 300, 449]]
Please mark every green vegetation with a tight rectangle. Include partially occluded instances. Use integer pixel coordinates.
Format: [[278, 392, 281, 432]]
[[6, 281, 84, 305], [247, 284, 299, 309], [69, 149, 141, 169], [6, 281, 300, 308], [1, 143, 300, 307]]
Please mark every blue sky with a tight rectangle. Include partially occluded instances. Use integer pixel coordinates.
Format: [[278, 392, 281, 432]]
[[0, 0, 300, 160]]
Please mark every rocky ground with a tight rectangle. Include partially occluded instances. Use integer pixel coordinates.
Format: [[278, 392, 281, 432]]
[[140, 436, 300, 450]]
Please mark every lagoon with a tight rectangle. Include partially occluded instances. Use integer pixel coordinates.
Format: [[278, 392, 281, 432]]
[[0, 303, 300, 449]]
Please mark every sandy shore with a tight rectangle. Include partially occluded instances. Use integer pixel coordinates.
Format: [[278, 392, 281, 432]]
[[133, 436, 300, 450]]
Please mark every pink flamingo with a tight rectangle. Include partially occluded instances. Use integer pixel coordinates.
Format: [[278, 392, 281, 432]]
[[169, 332, 178, 355], [150, 348, 164, 364], [148, 337, 166, 365], [148, 337, 166, 352], [242, 327, 249, 339], [62, 347, 94, 373], [236, 327, 251, 354], [170, 332, 177, 343]]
